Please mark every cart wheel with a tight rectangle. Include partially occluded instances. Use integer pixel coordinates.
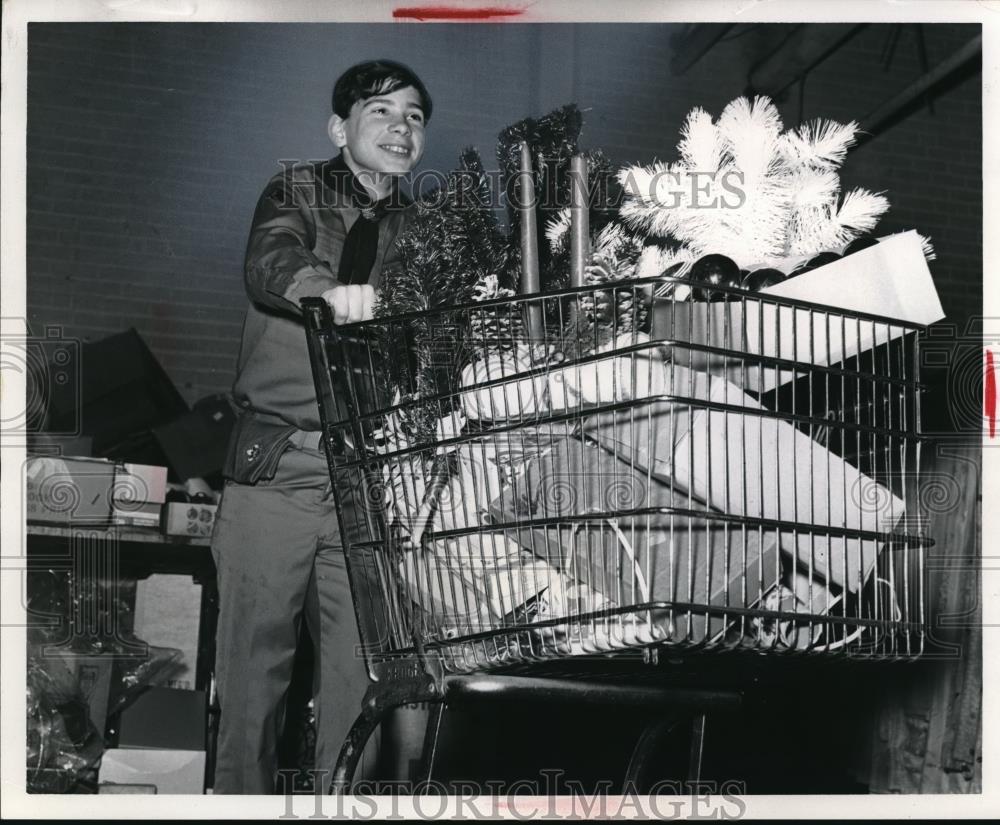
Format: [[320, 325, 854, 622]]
[[330, 711, 382, 794], [331, 700, 449, 793], [623, 712, 707, 793]]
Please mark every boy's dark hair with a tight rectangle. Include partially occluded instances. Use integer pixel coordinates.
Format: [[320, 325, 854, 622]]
[[332, 60, 433, 123]]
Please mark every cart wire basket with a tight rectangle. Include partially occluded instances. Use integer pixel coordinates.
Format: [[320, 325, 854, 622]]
[[302, 274, 931, 789]]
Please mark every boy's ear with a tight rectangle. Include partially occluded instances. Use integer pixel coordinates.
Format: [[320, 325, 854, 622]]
[[328, 113, 347, 148]]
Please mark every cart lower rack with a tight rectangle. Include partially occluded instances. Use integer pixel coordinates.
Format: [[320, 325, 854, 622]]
[[302, 275, 931, 791]]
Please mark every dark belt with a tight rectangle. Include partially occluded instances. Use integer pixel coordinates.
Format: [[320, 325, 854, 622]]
[[288, 429, 347, 457]]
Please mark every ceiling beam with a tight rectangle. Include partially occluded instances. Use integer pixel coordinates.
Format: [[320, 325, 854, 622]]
[[670, 24, 735, 75], [855, 34, 982, 146], [748, 24, 867, 99]]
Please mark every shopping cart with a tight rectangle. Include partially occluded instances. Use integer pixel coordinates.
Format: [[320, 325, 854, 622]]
[[302, 273, 930, 792]]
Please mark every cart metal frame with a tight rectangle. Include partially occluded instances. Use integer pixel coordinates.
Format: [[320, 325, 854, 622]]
[[302, 275, 931, 793]]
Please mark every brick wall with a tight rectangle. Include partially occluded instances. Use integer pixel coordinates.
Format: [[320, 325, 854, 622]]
[[26, 22, 981, 404]]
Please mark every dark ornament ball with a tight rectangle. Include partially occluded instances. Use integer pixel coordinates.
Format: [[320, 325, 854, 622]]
[[690, 253, 739, 286], [741, 267, 785, 292], [806, 251, 842, 269], [690, 254, 739, 301], [843, 235, 879, 256], [714, 273, 744, 301]]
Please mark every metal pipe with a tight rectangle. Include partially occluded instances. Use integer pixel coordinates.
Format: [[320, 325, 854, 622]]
[[857, 34, 981, 145], [670, 24, 735, 75], [748, 24, 866, 98]]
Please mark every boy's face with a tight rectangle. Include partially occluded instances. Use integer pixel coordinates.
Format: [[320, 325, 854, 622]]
[[329, 85, 426, 180]]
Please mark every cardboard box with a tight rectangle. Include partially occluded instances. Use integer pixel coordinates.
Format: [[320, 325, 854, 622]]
[[583, 366, 905, 593], [46, 328, 189, 457], [110, 462, 168, 527], [398, 532, 564, 638], [111, 501, 162, 528], [116, 686, 206, 751], [25, 455, 116, 525], [489, 433, 781, 642], [152, 395, 236, 481], [99, 748, 205, 794], [160, 502, 217, 538], [134, 574, 204, 688], [652, 231, 945, 392], [114, 462, 168, 504]]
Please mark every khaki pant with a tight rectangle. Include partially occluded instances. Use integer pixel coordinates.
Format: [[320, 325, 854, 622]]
[[210, 443, 378, 794]]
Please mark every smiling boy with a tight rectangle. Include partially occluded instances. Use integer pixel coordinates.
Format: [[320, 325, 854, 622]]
[[210, 60, 431, 795]]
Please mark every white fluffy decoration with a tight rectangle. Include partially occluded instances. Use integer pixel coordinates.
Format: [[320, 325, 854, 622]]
[[787, 187, 890, 257], [636, 244, 695, 280], [545, 208, 573, 250], [780, 118, 858, 170], [619, 96, 897, 269]]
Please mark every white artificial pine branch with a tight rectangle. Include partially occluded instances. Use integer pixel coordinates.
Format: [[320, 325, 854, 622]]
[[678, 107, 722, 172], [545, 208, 572, 250], [637, 243, 695, 276], [592, 222, 632, 259], [789, 204, 848, 255], [716, 97, 790, 265], [618, 162, 689, 237], [717, 96, 785, 182], [618, 162, 669, 208], [788, 190, 887, 257], [918, 233, 937, 261], [781, 119, 859, 170], [788, 168, 840, 212], [618, 97, 897, 271], [836, 187, 889, 233], [636, 245, 670, 278]]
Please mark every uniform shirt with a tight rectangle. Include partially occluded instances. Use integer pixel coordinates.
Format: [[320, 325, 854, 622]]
[[224, 155, 411, 483]]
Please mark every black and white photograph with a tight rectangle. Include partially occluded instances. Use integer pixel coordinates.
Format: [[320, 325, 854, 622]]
[[1, 0, 994, 818]]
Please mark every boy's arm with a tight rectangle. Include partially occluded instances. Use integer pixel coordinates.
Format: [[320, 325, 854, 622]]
[[243, 167, 342, 316]]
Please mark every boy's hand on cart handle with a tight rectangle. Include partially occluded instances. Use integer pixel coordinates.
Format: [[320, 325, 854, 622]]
[[322, 284, 375, 324]]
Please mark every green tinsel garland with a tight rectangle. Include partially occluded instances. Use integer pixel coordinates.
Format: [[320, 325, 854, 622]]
[[375, 147, 510, 446], [497, 103, 583, 292]]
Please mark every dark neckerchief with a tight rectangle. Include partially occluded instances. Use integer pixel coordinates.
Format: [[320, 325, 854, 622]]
[[322, 154, 401, 285]]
